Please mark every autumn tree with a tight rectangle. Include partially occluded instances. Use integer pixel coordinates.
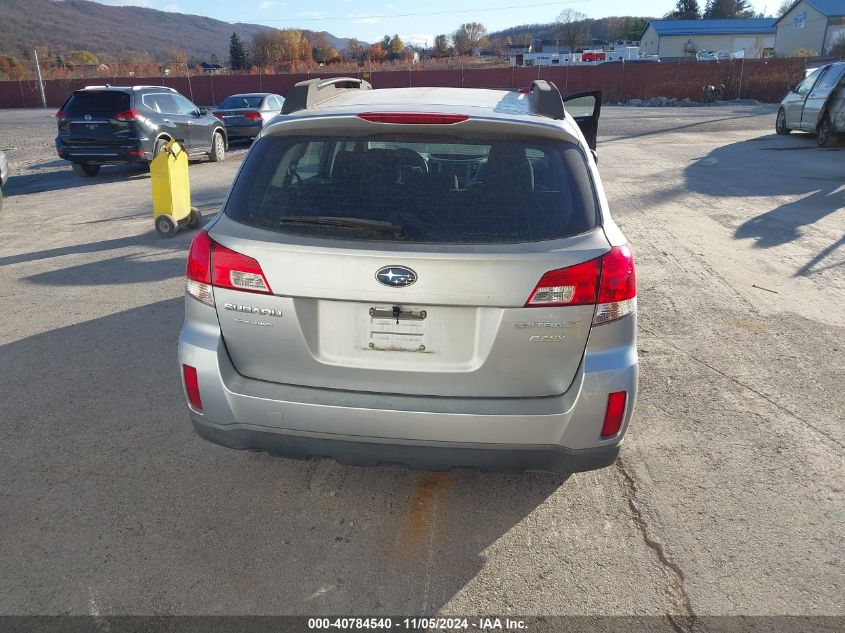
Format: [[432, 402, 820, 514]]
[[556, 9, 591, 52], [388, 34, 405, 54], [344, 38, 365, 61], [453, 22, 487, 55], [433, 34, 451, 57]]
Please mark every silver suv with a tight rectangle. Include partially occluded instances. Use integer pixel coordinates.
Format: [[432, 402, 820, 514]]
[[178, 78, 638, 474]]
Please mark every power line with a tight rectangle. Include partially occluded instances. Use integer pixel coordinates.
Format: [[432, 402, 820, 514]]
[[221, 1, 586, 23]]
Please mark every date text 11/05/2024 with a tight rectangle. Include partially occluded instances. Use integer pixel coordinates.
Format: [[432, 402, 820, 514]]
[[307, 617, 528, 630]]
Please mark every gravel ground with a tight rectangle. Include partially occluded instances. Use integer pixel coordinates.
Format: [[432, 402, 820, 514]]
[[0, 105, 842, 622]]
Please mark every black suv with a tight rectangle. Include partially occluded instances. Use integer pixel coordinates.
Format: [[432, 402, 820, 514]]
[[55, 85, 227, 177]]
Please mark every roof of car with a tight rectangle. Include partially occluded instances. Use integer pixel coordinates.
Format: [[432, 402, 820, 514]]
[[224, 93, 277, 98], [79, 85, 175, 92], [288, 87, 557, 125]]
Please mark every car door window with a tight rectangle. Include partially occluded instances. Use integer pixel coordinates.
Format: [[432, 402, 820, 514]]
[[144, 93, 178, 114], [797, 68, 824, 95], [814, 67, 842, 92], [172, 94, 199, 116]]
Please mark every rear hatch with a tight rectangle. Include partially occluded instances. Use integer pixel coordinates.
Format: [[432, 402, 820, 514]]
[[57, 90, 134, 145], [207, 122, 608, 398]]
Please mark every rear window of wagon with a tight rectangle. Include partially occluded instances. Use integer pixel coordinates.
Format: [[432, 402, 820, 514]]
[[224, 134, 598, 244]]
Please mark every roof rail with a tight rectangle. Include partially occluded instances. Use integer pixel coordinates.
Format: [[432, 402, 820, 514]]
[[528, 80, 565, 120], [281, 77, 372, 114]]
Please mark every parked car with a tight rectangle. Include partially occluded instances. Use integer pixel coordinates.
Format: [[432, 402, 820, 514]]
[[55, 85, 227, 177], [776, 61, 845, 147], [0, 148, 8, 211], [179, 77, 637, 474], [213, 93, 284, 140]]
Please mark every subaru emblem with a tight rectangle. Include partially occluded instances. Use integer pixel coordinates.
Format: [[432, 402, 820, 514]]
[[376, 266, 417, 287]]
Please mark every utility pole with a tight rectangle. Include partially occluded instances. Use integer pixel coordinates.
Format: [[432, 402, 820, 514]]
[[33, 49, 47, 108]]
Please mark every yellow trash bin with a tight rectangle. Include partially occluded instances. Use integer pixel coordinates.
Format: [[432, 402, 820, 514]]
[[150, 139, 201, 237]]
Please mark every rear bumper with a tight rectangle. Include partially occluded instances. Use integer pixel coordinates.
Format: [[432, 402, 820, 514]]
[[192, 415, 620, 473], [178, 307, 637, 474], [55, 138, 150, 164], [223, 123, 262, 138]]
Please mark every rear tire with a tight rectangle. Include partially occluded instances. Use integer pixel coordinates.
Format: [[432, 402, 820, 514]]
[[775, 108, 790, 135], [72, 162, 100, 177], [186, 208, 202, 229], [153, 138, 169, 157], [817, 114, 838, 147], [209, 131, 225, 162], [155, 214, 178, 237]]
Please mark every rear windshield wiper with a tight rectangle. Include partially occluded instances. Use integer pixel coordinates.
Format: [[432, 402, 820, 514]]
[[280, 216, 406, 238]]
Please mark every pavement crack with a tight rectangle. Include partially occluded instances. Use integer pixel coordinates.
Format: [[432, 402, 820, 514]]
[[648, 333, 845, 451], [616, 457, 695, 633]]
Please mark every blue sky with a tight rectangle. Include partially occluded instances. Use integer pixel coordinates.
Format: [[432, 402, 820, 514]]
[[95, 0, 774, 45]]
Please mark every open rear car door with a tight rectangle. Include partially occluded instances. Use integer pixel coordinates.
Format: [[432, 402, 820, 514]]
[[563, 91, 602, 152]]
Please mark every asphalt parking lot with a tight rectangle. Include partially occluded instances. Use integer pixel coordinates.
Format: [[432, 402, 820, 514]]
[[0, 105, 842, 621]]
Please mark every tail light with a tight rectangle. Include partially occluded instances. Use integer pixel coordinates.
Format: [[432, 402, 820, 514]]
[[211, 243, 272, 293], [55, 110, 67, 120], [601, 391, 627, 437], [594, 245, 636, 325], [113, 108, 146, 122], [243, 112, 262, 120], [357, 113, 469, 125], [525, 258, 601, 307], [525, 245, 636, 325], [183, 365, 203, 411], [213, 112, 224, 119], [185, 230, 272, 306]]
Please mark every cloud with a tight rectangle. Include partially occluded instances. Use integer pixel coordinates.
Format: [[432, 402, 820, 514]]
[[259, 0, 286, 8], [161, 2, 181, 11], [296, 11, 325, 17], [401, 33, 435, 46]]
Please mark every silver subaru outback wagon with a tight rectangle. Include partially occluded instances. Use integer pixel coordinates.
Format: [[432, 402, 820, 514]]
[[178, 77, 638, 474]]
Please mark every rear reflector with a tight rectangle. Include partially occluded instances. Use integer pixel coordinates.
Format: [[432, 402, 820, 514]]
[[243, 112, 262, 120], [601, 391, 627, 437], [525, 258, 600, 307], [357, 112, 469, 125], [183, 365, 203, 411], [113, 108, 146, 122]]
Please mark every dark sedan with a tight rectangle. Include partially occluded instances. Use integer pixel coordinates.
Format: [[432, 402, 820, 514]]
[[213, 93, 284, 140]]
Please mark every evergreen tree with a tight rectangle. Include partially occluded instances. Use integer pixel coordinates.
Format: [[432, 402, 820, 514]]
[[704, 0, 755, 19], [670, 0, 702, 19], [229, 32, 248, 70]]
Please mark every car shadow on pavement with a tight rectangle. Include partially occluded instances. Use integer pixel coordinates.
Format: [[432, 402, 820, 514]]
[[0, 224, 199, 268], [684, 133, 845, 276], [3, 163, 151, 196], [0, 298, 570, 615]]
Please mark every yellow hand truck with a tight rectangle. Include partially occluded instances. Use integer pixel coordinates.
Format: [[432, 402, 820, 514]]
[[150, 139, 202, 237]]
